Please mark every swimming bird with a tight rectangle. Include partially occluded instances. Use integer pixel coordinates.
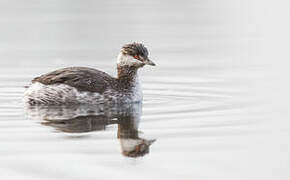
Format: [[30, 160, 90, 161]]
[[23, 42, 155, 105]]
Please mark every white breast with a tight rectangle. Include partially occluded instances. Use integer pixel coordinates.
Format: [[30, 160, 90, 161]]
[[131, 72, 143, 102]]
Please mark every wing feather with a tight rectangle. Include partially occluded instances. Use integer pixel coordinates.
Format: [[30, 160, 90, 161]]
[[32, 67, 116, 93]]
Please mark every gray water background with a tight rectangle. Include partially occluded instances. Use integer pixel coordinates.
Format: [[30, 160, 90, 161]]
[[0, 0, 290, 179]]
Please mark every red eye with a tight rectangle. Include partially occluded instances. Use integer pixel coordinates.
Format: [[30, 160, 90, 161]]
[[134, 55, 139, 60]]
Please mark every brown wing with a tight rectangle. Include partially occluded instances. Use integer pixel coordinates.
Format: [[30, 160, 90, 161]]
[[32, 67, 116, 93]]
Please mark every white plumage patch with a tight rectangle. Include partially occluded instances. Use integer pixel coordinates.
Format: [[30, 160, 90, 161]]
[[23, 82, 103, 104], [117, 52, 144, 67], [131, 72, 143, 102]]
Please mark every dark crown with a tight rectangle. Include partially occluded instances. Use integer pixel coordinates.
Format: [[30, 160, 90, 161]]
[[121, 42, 149, 58]]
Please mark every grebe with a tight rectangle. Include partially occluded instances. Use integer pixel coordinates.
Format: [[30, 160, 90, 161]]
[[23, 43, 155, 105]]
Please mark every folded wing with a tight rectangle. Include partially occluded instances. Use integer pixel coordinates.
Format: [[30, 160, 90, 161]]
[[32, 67, 116, 93]]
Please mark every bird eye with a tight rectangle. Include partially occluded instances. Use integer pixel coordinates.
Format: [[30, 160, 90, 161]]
[[133, 55, 140, 60]]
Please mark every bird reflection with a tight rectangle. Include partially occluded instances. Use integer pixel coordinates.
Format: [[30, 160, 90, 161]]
[[25, 103, 155, 158]]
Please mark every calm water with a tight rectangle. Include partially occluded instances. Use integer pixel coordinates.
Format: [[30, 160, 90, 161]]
[[1, 0, 290, 179]]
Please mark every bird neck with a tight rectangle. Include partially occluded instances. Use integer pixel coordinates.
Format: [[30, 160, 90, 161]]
[[117, 65, 139, 87]]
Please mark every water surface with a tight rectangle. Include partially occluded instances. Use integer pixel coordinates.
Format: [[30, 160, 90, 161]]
[[0, 0, 290, 180]]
